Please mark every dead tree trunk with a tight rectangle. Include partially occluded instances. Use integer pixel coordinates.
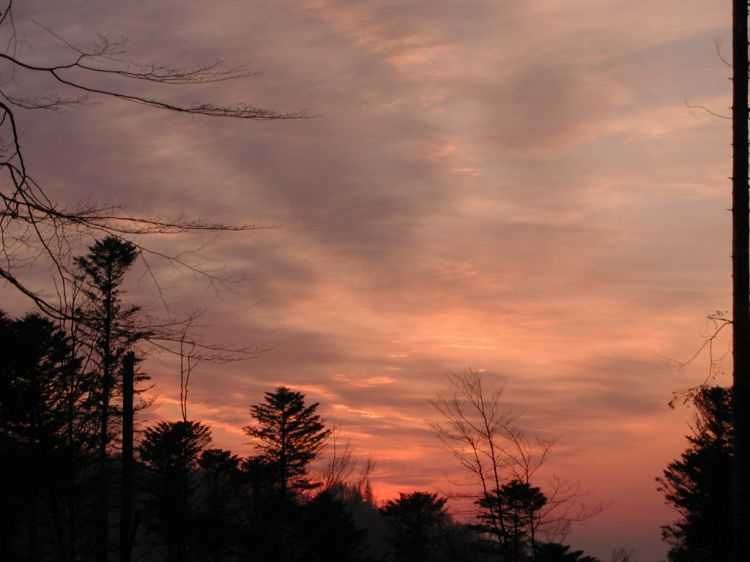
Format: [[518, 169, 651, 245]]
[[732, 1, 750, 560]]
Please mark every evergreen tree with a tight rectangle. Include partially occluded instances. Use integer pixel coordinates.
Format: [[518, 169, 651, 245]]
[[74, 236, 146, 562], [380, 492, 449, 562], [244, 386, 331, 495], [140, 420, 212, 562], [475, 480, 547, 561], [657, 386, 733, 562], [195, 448, 244, 562], [0, 312, 83, 561], [239, 455, 299, 562], [295, 490, 369, 562], [535, 542, 601, 562]]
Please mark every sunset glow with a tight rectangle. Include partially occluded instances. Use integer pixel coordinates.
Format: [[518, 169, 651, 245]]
[[1, 1, 733, 560]]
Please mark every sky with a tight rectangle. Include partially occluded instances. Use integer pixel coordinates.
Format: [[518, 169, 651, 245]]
[[1, 1, 734, 560]]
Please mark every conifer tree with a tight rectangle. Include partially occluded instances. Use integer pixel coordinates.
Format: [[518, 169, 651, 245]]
[[380, 492, 449, 562], [244, 386, 331, 495], [658, 387, 733, 562], [74, 236, 146, 561], [140, 421, 212, 562]]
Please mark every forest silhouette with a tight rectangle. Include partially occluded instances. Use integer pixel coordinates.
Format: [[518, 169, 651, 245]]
[[0, 237, 734, 561]]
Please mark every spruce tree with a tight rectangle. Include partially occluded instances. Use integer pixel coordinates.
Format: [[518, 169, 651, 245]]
[[244, 386, 331, 495], [657, 387, 733, 562]]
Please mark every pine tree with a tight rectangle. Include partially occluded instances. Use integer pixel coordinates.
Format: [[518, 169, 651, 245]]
[[244, 386, 331, 495], [475, 480, 547, 561], [74, 236, 146, 562], [140, 421, 212, 562], [380, 492, 449, 562], [657, 387, 733, 562], [0, 312, 82, 560]]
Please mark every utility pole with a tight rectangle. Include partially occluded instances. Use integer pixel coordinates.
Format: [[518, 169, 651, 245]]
[[732, 1, 749, 560]]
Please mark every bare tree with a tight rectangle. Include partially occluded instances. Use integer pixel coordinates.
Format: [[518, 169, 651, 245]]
[[0, 0, 300, 320], [320, 427, 376, 503], [431, 369, 601, 558], [610, 547, 636, 562], [732, 1, 750, 559]]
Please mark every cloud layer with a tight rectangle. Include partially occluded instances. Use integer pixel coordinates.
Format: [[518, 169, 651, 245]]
[[4, 1, 731, 559]]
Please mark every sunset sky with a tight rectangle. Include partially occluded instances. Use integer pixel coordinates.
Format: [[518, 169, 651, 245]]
[[3, 1, 733, 560]]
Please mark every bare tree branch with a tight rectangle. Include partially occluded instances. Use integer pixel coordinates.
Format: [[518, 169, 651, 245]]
[[0, 1, 301, 323]]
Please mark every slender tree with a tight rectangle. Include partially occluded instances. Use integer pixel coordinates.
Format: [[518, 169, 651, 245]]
[[74, 236, 146, 562], [431, 370, 599, 556], [242, 387, 330, 562], [733, 1, 750, 559], [0, 1, 301, 325], [119, 352, 136, 562]]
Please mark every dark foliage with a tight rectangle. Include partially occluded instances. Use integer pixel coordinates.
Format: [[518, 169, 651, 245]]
[[194, 448, 244, 562], [657, 386, 733, 562], [75, 236, 147, 562], [244, 386, 331, 495], [140, 420, 212, 562], [295, 490, 370, 562], [381, 492, 450, 562], [0, 311, 89, 561], [0, 324, 597, 562], [535, 542, 601, 562], [474, 479, 547, 561]]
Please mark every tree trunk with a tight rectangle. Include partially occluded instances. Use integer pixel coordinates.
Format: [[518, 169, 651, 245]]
[[732, 1, 750, 560], [119, 352, 135, 562], [96, 287, 115, 562]]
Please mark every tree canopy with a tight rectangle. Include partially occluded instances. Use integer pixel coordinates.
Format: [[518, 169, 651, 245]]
[[244, 386, 331, 495], [657, 386, 733, 562]]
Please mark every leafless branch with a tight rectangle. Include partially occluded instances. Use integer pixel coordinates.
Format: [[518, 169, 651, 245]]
[[684, 97, 731, 120], [0, 0, 302, 321]]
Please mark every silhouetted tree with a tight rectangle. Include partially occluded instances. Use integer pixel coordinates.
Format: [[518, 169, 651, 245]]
[[75, 236, 147, 561], [195, 448, 244, 562], [0, 311, 82, 561], [432, 370, 599, 556], [139, 420, 211, 562], [535, 542, 601, 562], [239, 455, 297, 562], [380, 492, 450, 562], [244, 386, 331, 495], [120, 352, 136, 562], [657, 386, 733, 562], [732, 1, 750, 559], [295, 489, 370, 562], [241, 387, 330, 562], [475, 480, 547, 561], [0, 1, 299, 320]]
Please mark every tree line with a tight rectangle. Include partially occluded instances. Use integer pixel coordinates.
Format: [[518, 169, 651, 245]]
[[0, 235, 736, 562], [0, 236, 613, 562]]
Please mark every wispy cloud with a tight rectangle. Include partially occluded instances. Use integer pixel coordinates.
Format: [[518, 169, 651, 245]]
[[4, 2, 731, 560]]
